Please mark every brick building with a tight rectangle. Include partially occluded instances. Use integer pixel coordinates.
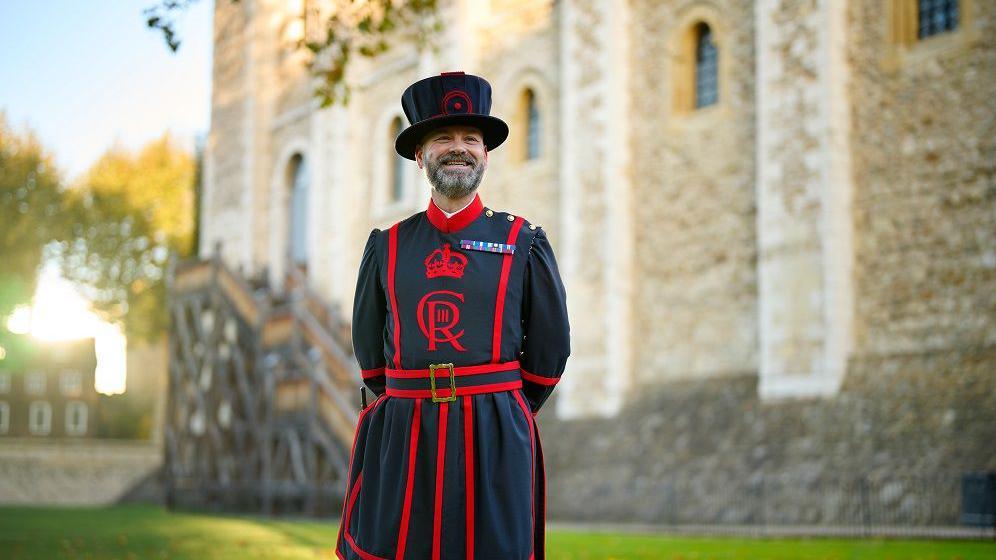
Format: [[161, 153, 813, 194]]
[[0, 337, 99, 439]]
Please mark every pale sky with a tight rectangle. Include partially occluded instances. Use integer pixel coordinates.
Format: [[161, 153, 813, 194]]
[[0, 1, 213, 393], [0, 0, 213, 183]]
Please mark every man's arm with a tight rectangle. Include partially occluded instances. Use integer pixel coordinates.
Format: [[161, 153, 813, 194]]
[[352, 229, 388, 397], [518, 227, 571, 414]]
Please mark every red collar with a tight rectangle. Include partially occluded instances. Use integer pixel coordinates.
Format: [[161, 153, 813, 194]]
[[426, 193, 484, 233]]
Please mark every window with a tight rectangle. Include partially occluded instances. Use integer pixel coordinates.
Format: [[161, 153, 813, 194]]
[[65, 401, 88, 436], [28, 401, 51, 435], [389, 117, 406, 203], [519, 88, 541, 161], [887, 0, 971, 53], [25, 371, 46, 395], [512, 87, 542, 164], [670, 13, 725, 115], [694, 23, 718, 109], [287, 154, 309, 266], [918, 0, 959, 38], [0, 372, 10, 394], [60, 369, 82, 397], [0, 401, 8, 434]]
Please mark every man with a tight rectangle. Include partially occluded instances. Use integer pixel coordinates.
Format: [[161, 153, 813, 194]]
[[335, 71, 571, 560]]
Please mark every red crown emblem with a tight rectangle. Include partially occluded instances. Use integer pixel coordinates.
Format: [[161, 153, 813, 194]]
[[424, 243, 468, 279]]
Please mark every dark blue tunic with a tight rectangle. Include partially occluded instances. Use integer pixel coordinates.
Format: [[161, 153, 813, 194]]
[[335, 193, 570, 560]]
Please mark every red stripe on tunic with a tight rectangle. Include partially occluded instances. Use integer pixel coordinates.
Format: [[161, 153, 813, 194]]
[[432, 402, 450, 560], [395, 398, 422, 560], [343, 475, 390, 560], [337, 395, 388, 560], [520, 369, 560, 386], [463, 395, 475, 560], [361, 367, 385, 379], [388, 223, 402, 368], [385, 380, 523, 399], [492, 217, 524, 362], [513, 390, 536, 559]]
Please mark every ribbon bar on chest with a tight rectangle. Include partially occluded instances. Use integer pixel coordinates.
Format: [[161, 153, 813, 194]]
[[460, 239, 516, 254]]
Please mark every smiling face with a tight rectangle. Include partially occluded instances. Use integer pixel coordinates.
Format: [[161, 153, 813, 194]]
[[415, 124, 489, 199]]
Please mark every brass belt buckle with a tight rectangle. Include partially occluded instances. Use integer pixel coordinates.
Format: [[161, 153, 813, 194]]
[[429, 363, 457, 403]]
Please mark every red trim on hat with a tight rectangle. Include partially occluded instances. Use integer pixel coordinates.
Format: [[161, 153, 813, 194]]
[[492, 216, 524, 362], [440, 71, 466, 76], [426, 193, 484, 233]]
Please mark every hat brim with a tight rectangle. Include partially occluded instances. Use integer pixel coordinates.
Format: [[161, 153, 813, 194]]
[[395, 114, 509, 161]]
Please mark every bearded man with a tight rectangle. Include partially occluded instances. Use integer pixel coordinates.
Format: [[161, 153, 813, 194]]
[[335, 71, 570, 560]]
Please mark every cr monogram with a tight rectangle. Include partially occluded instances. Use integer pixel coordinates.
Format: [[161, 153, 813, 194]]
[[416, 290, 467, 352]]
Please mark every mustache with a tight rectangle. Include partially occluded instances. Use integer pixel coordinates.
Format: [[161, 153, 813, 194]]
[[439, 154, 477, 165]]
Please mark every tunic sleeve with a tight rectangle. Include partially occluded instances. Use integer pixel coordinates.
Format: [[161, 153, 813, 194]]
[[351, 229, 387, 397], [518, 227, 571, 414]]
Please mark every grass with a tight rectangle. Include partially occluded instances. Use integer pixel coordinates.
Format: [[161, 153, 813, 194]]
[[0, 504, 992, 560]]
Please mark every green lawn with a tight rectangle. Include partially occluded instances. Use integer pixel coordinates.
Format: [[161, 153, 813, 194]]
[[0, 504, 992, 560]]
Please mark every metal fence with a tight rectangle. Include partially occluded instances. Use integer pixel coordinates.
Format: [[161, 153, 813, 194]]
[[571, 473, 996, 539]]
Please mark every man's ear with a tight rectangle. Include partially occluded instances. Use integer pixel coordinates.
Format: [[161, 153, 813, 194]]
[[415, 145, 423, 169]]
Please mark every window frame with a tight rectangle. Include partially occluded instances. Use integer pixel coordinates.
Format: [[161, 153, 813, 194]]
[[372, 110, 420, 221], [0, 401, 9, 434], [25, 371, 46, 396], [28, 400, 52, 435], [60, 369, 83, 397], [884, 0, 979, 71], [65, 401, 88, 436], [667, 7, 729, 120]]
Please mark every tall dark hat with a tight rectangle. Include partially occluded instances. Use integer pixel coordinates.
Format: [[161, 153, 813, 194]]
[[395, 71, 509, 161]]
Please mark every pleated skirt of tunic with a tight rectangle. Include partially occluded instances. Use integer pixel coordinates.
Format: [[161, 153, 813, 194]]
[[335, 389, 546, 560]]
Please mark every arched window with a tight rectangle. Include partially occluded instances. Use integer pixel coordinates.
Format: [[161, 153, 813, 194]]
[[514, 88, 542, 163], [524, 89, 541, 161], [694, 23, 718, 109], [918, 0, 958, 38], [287, 154, 309, 266], [389, 117, 406, 203]]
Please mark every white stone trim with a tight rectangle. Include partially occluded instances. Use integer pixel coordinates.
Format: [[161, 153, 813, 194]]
[[28, 401, 51, 436], [370, 108, 420, 221], [268, 138, 312, 289], [755, 0, 853, 400], [65, 401, 88, 437], [240, 0, 258, 270]]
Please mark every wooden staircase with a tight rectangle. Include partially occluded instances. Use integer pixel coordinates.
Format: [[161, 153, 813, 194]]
[[164, 248, 361, 516]]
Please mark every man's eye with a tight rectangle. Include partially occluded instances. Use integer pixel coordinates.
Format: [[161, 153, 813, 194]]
[[466, 137, 480, 143]]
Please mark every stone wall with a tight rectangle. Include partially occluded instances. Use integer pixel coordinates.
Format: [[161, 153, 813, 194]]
[[0, 439, 162, 506], [848, 0, 996, 357], [537, 344, 996, 524], [201, 0, 251, 264], [629, 0, 759, 386]]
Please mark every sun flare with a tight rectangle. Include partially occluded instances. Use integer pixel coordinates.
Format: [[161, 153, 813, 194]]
[[5, 264, 126, 394]]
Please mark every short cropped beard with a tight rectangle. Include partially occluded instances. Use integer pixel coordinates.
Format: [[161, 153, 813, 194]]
[[425, 152, 486, 199]]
